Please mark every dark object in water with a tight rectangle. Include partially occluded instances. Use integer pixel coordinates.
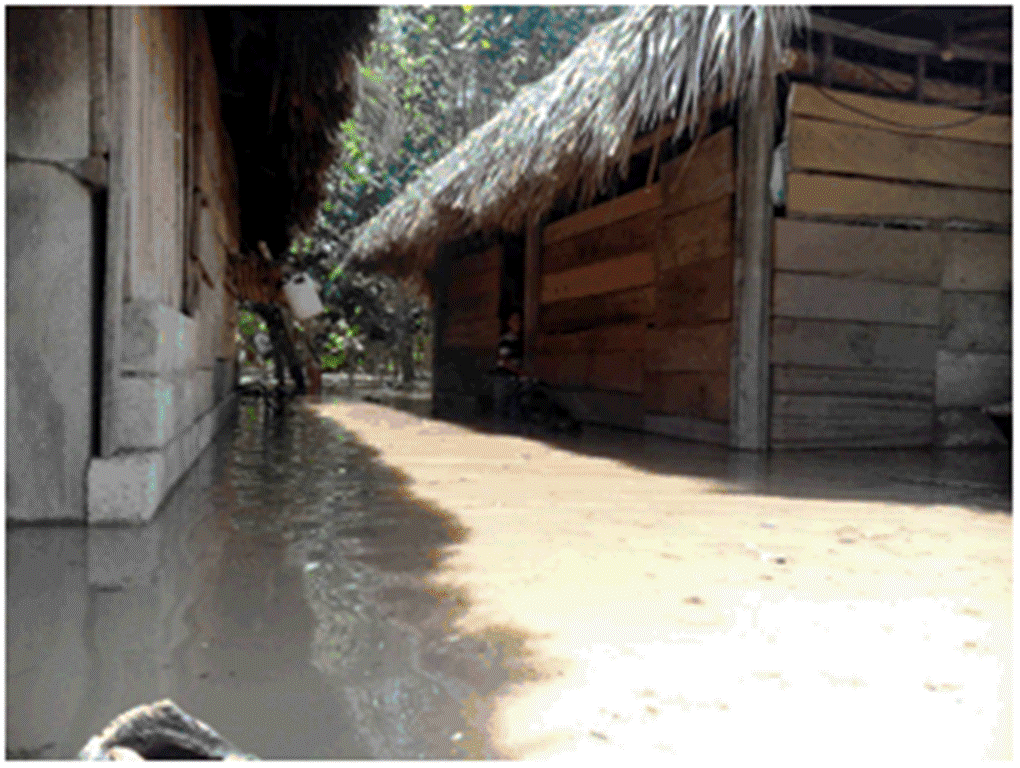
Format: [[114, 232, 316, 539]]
[[518, 379, 582, 435], [79, 700, 257, 760]]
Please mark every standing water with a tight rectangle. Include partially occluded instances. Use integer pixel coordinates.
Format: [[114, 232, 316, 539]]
[[7, 400, 532, 759]]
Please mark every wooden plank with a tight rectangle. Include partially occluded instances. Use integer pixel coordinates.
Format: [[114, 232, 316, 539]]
[[541, 250, 655, 304], [773, 273, 940, 326], [536, 322, 645, 355], [808, 14, 1011, 67], [644, 414, 729, 445], [771, 394, 934, 446], [729, 78, 776, 451], [940, 291, 1011, 354], [787, 83, 1011, 144], [100, 7, 138, 456], [595, 321, 646, 353], [771, 318, 937, 371], [656, 255, 732, 327], [523, 222, 541, 369], [646, 322, 730, 373], [658, 196, 732, 272], [532, 353, 589, 387], [532, 354, 558, 384], [543, 208, 660, 275], [556, 354, 590, 387], [772, 364, 935, 400], [443, 318, 499, 350], [562, 389, 644, 430], [660, 126, 734, 215], [541, 237, 580, 275], [774, 219, 942, 285], [451, 245, 502, 278], [447, 290, 499, 321], [536, 330, 594, 355], [447, 267, 500, 302], [936, 350, 1011, 408], [771, 426, 933, 449], [783, 48, 1007, 115], [644, 371, 729, 421], [589, 351, 643, 394], [540, 285, 655, 333], [543, 183, 662, 245], [789, 116, 1011, 191], [786, 172, 1011, 226], [564, 208, 662, 273], [941, 232, 1012, 291]]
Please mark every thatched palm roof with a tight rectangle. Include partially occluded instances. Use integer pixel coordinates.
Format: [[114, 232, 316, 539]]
[[350, 6, 807, 274], [204, 8, 378, 258]]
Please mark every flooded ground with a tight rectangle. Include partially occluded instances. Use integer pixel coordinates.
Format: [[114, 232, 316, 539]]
[[6, 390, 1012, 760]]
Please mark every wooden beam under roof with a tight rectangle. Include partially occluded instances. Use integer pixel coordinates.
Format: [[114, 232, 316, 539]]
[[810, 13, 1011, 65]]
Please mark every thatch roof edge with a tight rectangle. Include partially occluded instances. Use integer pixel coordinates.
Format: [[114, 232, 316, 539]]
[[350, 6, 807, 274]]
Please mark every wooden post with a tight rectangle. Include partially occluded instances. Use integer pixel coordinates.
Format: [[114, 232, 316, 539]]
[[984, 60, 995, 103], [729, 72, 778, 451], [523, 216, 542, 371], [431, 243, 452, 411], [98, 7, 140, 458], [822, 32, 833, 88]]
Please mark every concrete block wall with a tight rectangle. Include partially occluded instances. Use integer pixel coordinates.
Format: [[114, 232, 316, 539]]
[[10, 7, 241, 524], [86, 8, 240, 525], [6, 8, 96, 523]]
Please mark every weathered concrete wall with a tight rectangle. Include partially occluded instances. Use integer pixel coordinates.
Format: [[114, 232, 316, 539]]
[[6, 8, 95, 522], [88, 8, 240, 523], [10, 7, 240, 523], [7, 7, 91, 160]]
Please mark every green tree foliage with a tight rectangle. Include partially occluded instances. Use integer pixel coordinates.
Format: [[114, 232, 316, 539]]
[[278, 6, 620, 386], [311, 5, 622, 263]]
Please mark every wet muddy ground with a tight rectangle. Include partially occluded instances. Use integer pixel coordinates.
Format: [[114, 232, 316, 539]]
[[6, 391, 1013, 760]]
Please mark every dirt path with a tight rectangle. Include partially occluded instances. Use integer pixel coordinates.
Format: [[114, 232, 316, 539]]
[[316, 400, 1012, 762]]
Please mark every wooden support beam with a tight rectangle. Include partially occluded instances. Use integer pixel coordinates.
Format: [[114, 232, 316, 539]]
[[784, 49, 1011, 114], [728, 73, 776, 451], [810, 13, 1011, 65], [98, 7, 138, 458], [822, 32, 833, 88], [984, 60, 995, 102], [915, 55, 926, 102], [523, 219, 541, 370], [632, 118, 678, 156]]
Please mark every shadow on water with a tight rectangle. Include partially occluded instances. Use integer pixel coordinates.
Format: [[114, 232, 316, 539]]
[[6, 399, 541, 759], [334, 385, 1011, 514]]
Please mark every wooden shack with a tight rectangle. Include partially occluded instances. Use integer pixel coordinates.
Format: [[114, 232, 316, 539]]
[[352, 6, 1011, 450]]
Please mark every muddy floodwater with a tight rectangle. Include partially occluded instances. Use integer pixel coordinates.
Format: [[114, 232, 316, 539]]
[[6, 392, 1013, 760]]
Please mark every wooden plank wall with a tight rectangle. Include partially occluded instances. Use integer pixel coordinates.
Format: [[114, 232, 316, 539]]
[[435, 244, 502, 414], [647, 127, 735, 431], [534, 125, 736, 441], [535, 185, 661, 429], [772, 84, 1012, 448]]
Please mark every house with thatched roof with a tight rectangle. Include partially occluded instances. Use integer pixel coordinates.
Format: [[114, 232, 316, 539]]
[[351, 5, 1011, 451], [7, 7, 376, 523]]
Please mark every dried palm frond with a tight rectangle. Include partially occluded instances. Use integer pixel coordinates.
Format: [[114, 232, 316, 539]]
[[351, 6, 807, 275]]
